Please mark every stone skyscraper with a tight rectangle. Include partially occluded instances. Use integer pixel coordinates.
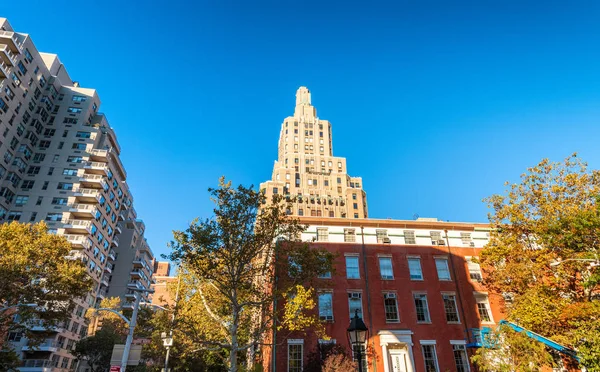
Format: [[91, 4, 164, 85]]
[[260, 87, 368, 218]]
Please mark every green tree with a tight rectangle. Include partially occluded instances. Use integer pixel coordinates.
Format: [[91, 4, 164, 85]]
[[73, 327, 123, 372], [0, 222, 92, 369], [167, 178, 335, 372], [476, 154, 599, 370]]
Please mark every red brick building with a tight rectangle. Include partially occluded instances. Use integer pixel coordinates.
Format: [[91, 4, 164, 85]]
[[263, 217, 504, 372]]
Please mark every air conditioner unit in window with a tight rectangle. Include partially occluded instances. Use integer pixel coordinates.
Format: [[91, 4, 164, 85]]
[[384, 293, 396, 299], [350, 292, 361, 299], [382, 237, 391, 244], [437, 240, 446, 245], [469, 242, 475, 247], [319, 315, 334, 321]]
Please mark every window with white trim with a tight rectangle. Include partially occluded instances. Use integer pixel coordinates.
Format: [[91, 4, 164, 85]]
[[442, 293, 460, 323], [453, 344, 470, 372], [435, 257, 451, 281], [384, 292, 399, 322], [318, 292, 333, 321], [461, 232, 472, 245], [316, 228, 328, 241], [287, 341, 303, 372], [466, 257, 482, 282], [376, 229, 388, 243], [379, 257, 394, 280], [430, 231, 442, 244], [475, 293, 494, 323], [346, 256, 360, 279], [352, 343, 368, 371], [344, 228, 356, 242], [421, 344, 440, 372], [348, 292, 363, 319], [413, 293, 431, 322], [408, 257, 423, 280]]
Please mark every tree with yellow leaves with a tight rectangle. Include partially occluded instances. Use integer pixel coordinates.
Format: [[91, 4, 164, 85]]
[[475, 154, 600, 371], [167, 178, 335, 372]]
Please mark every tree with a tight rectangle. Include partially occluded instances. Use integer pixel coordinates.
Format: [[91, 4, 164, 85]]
[[168, 178, 335, 372], [0, 222, 92, 368], [476, 154, 600, 370], [305, 343, 354, 372]]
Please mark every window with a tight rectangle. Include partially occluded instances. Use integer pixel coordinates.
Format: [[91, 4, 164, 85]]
[[408, 257, 423, 280], [318, 293, 333, 321], [21, 180, 35, 190], [421, 344, 440, 372], [298, 208, 303, 216], [29, 212, 37, 222], [466, 257, 482, 281], [379, 257, 393, 279], [430, 231, 442, 244], [348, 292, 363, 319], [287, 342, 303, 372], [67, 107, 82, 114], [72, 95, 87, 102], [7, 212, 22, 221], [46, 213, 63, 221], [442, 293, 460, 322], [475, 294, 493, 323], [7, 332, 22, 342], [352, 343, 368, 372], [346, 256, 360, 279], [67, 156, 83, 163], [15, 195, 29, 206], [17, 61, 27, 74], [376, 229, 388, 243], [63, 168, 78, 176], [435, 258, 451, 281], [453, 344, 470, 372], [461, 232, 472, 245], [51, 197, 68, 205], [316, 227, 328, 241], [414, 293, 431, 322], [72, 143, 87, 150], [57, 182, 73, 190], [384, 293, 399, 322], [344, 228, 355, 242], [404, 230, 416, 244]]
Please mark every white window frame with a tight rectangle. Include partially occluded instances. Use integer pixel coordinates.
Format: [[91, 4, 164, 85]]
[[383, 292, 400, 323], [345, 255, 360, 279], [404, 230, 416, 244], [348, 291, 363, 319], [407, 256, 423, 280], [413, 293, 431, 323], [466, 256, 483, 282], [344, 228, 356, 242], [378, 256, 394, 280], [287, 339, 304, 372], [451, 341, 470, 372], [420, 341, 440, 372], [474, 292, 494, 324], [442, 292, 460, 323], [316, 227, 328, 241], [435, 257, 451, 281], [318, 292, 333, 321]]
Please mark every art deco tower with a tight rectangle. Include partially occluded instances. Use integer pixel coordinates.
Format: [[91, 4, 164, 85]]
[[260, 87, 368, 218]]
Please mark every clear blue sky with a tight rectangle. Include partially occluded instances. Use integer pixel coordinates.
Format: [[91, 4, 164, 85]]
[[4, 1, 600, 259]]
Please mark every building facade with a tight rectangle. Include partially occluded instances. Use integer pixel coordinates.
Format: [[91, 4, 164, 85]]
[[151, 261, 178, 308], [260, 87, 368, 219], [265, 217, 504, 372], [0, 18, 152, 371]]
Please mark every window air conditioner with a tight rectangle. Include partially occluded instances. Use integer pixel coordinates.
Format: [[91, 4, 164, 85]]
[[384, 293, 396, 299], [382, 237, 391, 244]]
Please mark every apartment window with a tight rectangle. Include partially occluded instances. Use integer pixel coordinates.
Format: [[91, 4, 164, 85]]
[[14, 195, 29, 206], [414, 293, 431, 322], [63, 168, 78, 176], [354, 213, 359, 218], [316, 228, 328, 242], [67, 156, 83, 163], [408, 257, 423, 280], [51, 197, 68, 205], [344, 228, 355, 242], [421, 344, 440, 372], [36, 197, 43, 205], [29, 212, 37, 222], [466, 257, 483, 282], [442, 293, 460, 322], [41, 181, 48, 190], [21, 180, 35, 190], [430, 231, 442, 244], [435, 257, 451, 281], [318, 293, 333, 321], [376, 229, 388, 243], [63, 118, 78, 124], [72, 143, 86, 150], [346, 256, 360, 279], [352, 343, 368, 372], [67, 107, 82, 114], [72, 95, 87, 102], [287, 342, 303, 372], [404, 230, 416, 244], [348, 292, 363, 318], [461, 232, 472, 245], [57, 183, 73, 190], [384, 293, 399, 322], [27, 166, 40, 175], [17, 61, 27, 74], [453, 344, 470, 372], [298, 208, 303, 216], [379, 257, 394, 279], [7, 332, 22, 342], [475, 294, 493, 323], [7, 212, 22, 221], [46, 213, 63, 222]]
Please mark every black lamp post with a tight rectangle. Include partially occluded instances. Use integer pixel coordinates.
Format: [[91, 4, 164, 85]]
[[347, 309, 369, 372]]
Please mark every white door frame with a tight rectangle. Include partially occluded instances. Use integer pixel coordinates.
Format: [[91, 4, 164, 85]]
[[378, 330, 415, 372]]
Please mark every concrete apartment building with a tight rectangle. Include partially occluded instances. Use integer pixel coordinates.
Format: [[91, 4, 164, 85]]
[[260, 88, 504, 372], [0, 18, 153, 371], [260, 87, 368, 219]]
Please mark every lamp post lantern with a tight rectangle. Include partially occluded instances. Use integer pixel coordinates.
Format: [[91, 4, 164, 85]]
[[347, 309, 368, 372]]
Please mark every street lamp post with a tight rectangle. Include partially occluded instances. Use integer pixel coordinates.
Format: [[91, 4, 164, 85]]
[[347, 309, 369, 372], [95, 288, 153, 372]]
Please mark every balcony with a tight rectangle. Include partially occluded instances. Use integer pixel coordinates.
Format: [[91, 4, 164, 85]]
[[79, 174, 107, 189], [125, 290, 136, 299], [19, 359, 56, 372], [21, 341, 60, 353], [104, 263, 113, 274], [97, 289, 107, 300], [111, 236, 119, 248], [127, 280, 145, 290], [68, 203, 97, 217], [0, 44, 17, 66], [130, 270, 142, 279], [62, 219, 92, 234], [89, 148, 109, 161], [100, 275, 110, 287], [122, 302, 134, 310], [28, 320, 64, 333], [0, 58, 9, 79], [108, 249, 117, 261], [63, 234, 91, 250], [118, 210, 126, 221], [132, 258, 143, 268], [73, 187, 101, 202], [0, 31, 23, 53], [115, 224, 122, 234], [83, 161, 108, 175]]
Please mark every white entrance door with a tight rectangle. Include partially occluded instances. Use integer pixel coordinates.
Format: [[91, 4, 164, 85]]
[[389, 350, 407, 372]]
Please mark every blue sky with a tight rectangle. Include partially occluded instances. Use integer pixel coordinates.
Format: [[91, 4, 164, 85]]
[[4, 1, 600, 259]]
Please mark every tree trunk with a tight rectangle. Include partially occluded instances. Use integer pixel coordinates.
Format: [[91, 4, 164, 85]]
[[229, 307, 239, 372]]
